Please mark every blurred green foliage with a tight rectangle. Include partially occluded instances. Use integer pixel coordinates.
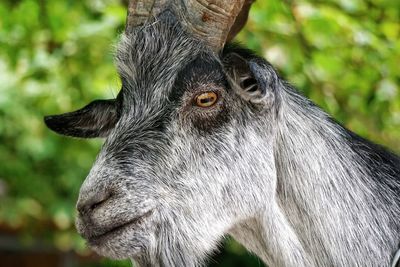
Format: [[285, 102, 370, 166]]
[[0, 0, 399, 266]]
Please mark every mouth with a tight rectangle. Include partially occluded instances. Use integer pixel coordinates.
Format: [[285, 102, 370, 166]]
[[86, 210, 153, 246]]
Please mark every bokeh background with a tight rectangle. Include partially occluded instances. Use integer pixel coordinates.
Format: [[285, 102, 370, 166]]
[[0, 0, 399, 266]]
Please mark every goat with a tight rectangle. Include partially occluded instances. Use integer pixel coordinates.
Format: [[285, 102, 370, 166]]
[[44, 4, 400, 267]]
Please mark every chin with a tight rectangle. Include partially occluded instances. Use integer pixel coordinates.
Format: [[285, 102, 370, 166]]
[[76, 214, 154, 260], [88, 226, 150, 260]]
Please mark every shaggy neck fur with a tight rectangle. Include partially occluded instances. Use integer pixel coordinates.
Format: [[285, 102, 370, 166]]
[[230, 83, 400, 267]]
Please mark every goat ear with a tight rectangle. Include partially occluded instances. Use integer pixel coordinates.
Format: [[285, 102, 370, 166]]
[[223, 52, 278, 105], [44, 99, 119, 138]]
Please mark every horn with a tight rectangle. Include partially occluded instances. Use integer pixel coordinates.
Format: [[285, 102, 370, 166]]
[[125, 0, 255, 51]]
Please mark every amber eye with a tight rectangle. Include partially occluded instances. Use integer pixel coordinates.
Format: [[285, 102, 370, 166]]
[[195, 92, 218, 108]]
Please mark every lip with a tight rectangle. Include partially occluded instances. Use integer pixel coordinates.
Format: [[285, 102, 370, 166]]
[[86, 210, 153, 245]]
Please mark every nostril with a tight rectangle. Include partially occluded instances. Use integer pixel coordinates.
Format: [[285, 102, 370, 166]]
[[77, 193, 111, 216], [89, 199, 106, 211]]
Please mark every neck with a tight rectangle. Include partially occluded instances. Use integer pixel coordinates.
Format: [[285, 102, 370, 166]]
[[233, 85, 400, 267], [247, 86, 400, 266]]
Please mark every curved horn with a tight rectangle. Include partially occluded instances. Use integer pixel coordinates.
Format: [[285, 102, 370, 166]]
[[125, 0, 255, 51], [125, 0, 153, 32]]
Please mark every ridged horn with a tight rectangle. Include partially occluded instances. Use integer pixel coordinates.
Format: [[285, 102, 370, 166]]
[[125, 0, 255, 51]]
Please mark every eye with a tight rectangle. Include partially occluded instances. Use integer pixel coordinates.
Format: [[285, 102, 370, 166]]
[[194, 92, 218, 108]]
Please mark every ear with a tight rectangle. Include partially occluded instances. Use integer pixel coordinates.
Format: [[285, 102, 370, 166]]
[[223, 52, 278, 106], [44, 99, 119, 138]]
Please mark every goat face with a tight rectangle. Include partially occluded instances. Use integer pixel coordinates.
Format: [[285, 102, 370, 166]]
[[44, 18, 280, 264]]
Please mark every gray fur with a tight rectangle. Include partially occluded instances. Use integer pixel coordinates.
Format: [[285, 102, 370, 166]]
[[71, 16, 400, 267]]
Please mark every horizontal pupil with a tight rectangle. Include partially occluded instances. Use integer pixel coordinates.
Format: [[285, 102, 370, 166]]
[[200, 97, 214, 103]]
